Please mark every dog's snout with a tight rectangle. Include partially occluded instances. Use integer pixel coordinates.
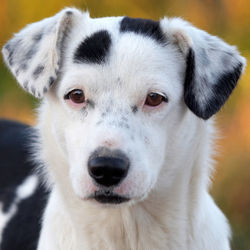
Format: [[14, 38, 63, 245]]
[[88, 149, 129, 187]]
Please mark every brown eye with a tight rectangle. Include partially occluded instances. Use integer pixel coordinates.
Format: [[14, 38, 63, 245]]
[[145, 92, 168, 107], [65, 89, 85, 104]]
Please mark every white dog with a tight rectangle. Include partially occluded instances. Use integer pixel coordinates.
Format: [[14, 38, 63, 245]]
[[1, 7, 246, 250]]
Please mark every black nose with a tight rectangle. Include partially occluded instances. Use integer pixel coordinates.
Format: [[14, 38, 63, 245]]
[[88, 150, 129, 187]]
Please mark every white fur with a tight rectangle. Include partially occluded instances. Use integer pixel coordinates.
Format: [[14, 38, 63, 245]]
[[2, 8, 246, 250]]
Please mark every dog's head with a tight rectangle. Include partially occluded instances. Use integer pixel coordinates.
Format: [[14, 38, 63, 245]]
[[2, 8, 246, 205]]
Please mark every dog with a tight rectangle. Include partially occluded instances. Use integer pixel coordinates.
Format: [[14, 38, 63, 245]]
[[0, 7, 246, 250]]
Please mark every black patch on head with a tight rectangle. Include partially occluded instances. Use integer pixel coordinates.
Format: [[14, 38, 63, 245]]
[[66, 10, 73, 15], [33, 65, 45, 79], [73, 30, 112, 64], [184, 48, 243, 120], [131, 105, 138, 113], [120, 17, 165, 44]]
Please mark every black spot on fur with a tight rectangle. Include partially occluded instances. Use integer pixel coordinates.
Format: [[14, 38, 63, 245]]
[[4, 39, 22, 66], [25, 47, 38, 61], [74, 30, 112, 64], [4, 43, 11, 52], [43, 86, 48, 93], [20, 63, 28, 71], [49, 76, 55, 86], [118, 121, 130, 129], [15, 63, 27, 77], [101, 112, 107, 118], [122, 116, 128, 122], [120, 17, 165, 44], [33, 32, 43, 42], [15, 69, 20, 76], [184, 49, 243, 119], [31, 86, 36, 96], [96, 120, 103, 126], [33, 65, 45, 79], [117, 77, 122, 85], [199, 48, 210, 66], [105, 106, 112, 113], [131, 105, 138, 113], [23, 81, 29, 90], [86, 99, 95, 108], [6, 49, 14, 66], [10, 41, 18, 64]]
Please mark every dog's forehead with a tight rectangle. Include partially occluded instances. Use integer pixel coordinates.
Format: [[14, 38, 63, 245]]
[[67, 15, 167, 65], [60, 15, 184, 100]]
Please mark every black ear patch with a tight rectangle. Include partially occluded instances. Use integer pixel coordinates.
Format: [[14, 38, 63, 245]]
[[74, 30, 112, 64], [184, 49, 243, 120], [120, 17, 165, 44]]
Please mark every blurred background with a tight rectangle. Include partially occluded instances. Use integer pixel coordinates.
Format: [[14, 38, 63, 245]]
[[0, 0, 249, 249]]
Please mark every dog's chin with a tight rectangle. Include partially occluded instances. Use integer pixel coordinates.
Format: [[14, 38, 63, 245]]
[[89, 191, 130, 205]]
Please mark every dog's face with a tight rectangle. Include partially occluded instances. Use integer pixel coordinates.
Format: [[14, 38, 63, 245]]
[[2, 8, 245, 205], [55, 25, 185, 204]]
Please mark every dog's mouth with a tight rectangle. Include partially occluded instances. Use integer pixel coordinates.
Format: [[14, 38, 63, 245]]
[[90, 191, 130, 204]]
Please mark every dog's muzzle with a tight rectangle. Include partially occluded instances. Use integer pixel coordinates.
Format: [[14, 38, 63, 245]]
[[87, 147, 130, 204]]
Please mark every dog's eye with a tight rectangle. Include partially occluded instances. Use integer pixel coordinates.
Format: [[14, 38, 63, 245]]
[[65, 89, 85, 104], [145, 93, 168, 107]]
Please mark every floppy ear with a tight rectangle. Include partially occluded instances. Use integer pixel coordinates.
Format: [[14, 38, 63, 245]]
[[2, 8, 83, 98], [160, 18, 246, 119]]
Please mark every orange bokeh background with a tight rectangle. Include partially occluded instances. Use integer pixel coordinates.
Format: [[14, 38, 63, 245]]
[[0, 1, 249, 249]]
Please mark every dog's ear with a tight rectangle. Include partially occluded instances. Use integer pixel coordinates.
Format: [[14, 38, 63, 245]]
[[160, 18, 246, 119], [2, 8, 83, 98]]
